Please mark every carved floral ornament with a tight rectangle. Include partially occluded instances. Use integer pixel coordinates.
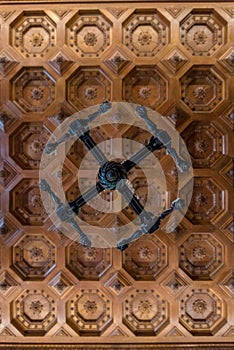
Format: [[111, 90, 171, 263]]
[[10, 12, 56, 58], [0, 4, 232, 347]]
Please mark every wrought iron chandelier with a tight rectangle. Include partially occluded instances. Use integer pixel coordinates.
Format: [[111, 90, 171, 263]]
[[40, 102, 190, 251]]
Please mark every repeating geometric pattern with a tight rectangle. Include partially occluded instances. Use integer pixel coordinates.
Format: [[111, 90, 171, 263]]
[[0, 2, 233, 347], [123, 288, 169, 335], [179, 233, 224, 280], [179, 288, 226, 335]]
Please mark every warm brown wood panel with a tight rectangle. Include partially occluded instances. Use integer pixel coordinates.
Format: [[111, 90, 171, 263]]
[[0, 1, 233, 348]]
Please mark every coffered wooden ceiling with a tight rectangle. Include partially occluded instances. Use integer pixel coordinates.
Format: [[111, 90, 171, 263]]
[[0, 1, 233, 349]]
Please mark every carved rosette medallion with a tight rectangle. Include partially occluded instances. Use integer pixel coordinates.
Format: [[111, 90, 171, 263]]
[[11, 289, 57, 335], [180, 66, 224, 112], [9, 122, 51, 170], [66, 11, 111, 57], [123, 289, 169, 335], [123, 66, 168, 108], [179, 288, 226, 335], [10, 179, 47, 225], [66, 242, 112, 280], [67, 67, 111, 109], [10, 12, 56, 58], [123, 11, 169, 57], [66, 289, 112, 335], [179, 233, 224, 280], [11, 67, 55, 113], [11, 234, 56, 280], [182, 122, 224, 168], [184, 178, 226, 224], [122, 234, 167, 280], [180, 10, 225, 56]]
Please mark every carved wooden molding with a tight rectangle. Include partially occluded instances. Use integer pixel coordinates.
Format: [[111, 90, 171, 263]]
[[0, 0, 233, 2], [0, 343, 234, 349], [0, 1, 233, 349]]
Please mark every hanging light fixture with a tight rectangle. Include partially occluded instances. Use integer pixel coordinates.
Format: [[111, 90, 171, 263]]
[[39, 102, 191, 251]]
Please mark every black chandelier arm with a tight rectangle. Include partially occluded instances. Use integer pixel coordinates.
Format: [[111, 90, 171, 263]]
[[45, 133, 71, 154], [116, 180, 158, 232], [159, 197, 184, 219], [122, 136, 165, 172], [39, 180, 91, 246], [116, 197, 185, 251], [68, 181, 105, 215], [117, 181, 145, 216], [69, 220, 92, 247], [78, 131, 109, 166], [39, 179, 62, 205], [87, 101, 112, 122], [44, 102, 112, 156], [117, 229, 143, 251], [136, 106, 189, 172]]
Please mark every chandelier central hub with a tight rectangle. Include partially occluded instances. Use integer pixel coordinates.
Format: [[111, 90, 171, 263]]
[[98, 161, 128, 190]]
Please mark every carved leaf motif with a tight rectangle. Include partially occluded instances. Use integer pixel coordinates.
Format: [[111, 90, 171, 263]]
[[67, 67, 111, 109], [66, 242, 112, 280], [123, 234, 167, 280]]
